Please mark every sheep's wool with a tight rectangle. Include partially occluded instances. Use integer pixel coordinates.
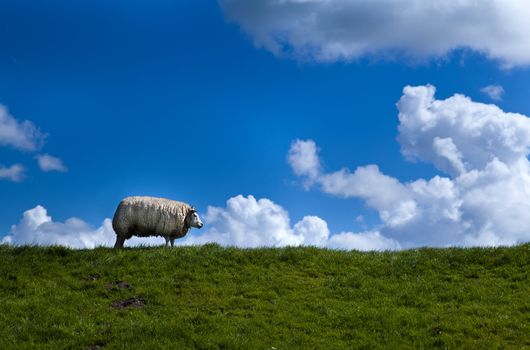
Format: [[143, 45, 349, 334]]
[[112, 196, 192, 239]]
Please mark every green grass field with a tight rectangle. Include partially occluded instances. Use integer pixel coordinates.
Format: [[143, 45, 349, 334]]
[[0, 243, 529, 349]]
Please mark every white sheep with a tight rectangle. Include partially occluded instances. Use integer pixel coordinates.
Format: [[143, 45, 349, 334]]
[[112, 196, 203, 248]]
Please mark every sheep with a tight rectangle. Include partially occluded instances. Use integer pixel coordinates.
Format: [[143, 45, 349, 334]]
[[112, 196, 203, 248]]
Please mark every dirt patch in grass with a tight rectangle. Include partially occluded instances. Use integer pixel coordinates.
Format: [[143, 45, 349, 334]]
[[111, 296, 146, 309], [105, 281, 132, 290]]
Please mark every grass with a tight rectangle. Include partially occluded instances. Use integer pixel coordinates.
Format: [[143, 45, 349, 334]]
[[0, 243, 529, 349]]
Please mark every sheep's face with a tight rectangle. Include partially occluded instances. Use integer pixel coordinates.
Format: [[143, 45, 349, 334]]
[[186, 210, 203, 229]]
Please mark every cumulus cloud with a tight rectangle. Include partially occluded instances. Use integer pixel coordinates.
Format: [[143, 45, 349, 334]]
[[289, 85, 530, 247], [179, 195, 399, 250], [219, 0, 530, 67], [287, 139, 321, 179], [287, 139, 321, 189], [2, 205, 115, 248], [397, 85, 530, 173], [181, 195, 303, 247], [319, 165, 417, 227], [0, 105, 45, 151], [3, 197, 399, 251], [0, 164, 25, 182], [481, 85, 504, 101], [327, 231, 400, 251], [36, 154, 68, 172], [293, 215, 329, 247]]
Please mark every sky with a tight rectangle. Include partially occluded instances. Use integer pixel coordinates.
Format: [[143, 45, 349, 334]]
[[2, 0, 530, 249]]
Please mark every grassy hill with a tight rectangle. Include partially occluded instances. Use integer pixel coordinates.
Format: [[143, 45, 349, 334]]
[[0, 244, 529, 349]]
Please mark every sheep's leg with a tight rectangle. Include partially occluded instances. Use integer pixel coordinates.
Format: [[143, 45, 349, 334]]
[[114, 236, 125, 249], [165, 237, 170, 248], [170, 238, 175, 247]]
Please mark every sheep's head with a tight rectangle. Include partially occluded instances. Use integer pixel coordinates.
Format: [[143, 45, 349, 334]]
[[186, 207, 203, 229]]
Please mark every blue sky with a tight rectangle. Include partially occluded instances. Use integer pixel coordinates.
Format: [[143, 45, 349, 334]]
[[2, 1, 530, 249]]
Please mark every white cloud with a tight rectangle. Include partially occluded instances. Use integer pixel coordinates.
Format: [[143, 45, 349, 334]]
[[481, 85, 504, 101], [0, 105, 45, 151], [36, 154, 67, 172], [397, 85, 530, 172], [219, 0, 530, 67], [2, 205, 115, 248], [180, 195, 303, 247], [293, 216, 329, 247], [3, 197, 398, 251], [287, 139, 321, 180], [327, 231, 401, 251], [0, 104, 66, 179], [432, 137, 466, 176], [319, 165, 417, 227], [180, 195, 398, 250], [289, 85, 530, 247], [0, 164, 25, 182]]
